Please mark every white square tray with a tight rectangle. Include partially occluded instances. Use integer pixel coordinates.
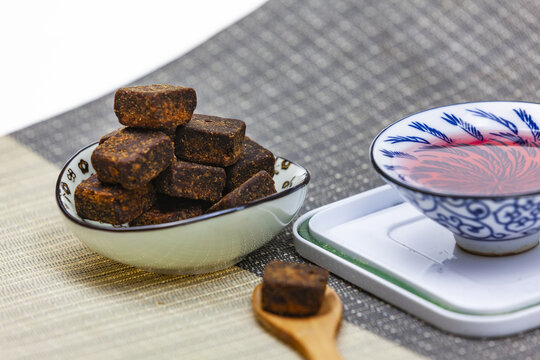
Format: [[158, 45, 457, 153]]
[[293, 185, 540, 337]]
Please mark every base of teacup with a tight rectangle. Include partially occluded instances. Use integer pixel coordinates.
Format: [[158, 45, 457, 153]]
[[454, 233, 540, 256]]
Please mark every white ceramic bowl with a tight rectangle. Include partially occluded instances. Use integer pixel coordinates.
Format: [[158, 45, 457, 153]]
[[371, 101, 540, 256], [56, 142, 309, 274]]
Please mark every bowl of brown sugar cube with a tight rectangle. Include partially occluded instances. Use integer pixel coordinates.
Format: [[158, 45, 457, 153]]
[[56, 84, 309, 274]]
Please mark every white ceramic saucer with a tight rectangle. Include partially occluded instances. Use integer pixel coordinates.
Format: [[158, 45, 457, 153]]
[[293, 185, 540, 337]]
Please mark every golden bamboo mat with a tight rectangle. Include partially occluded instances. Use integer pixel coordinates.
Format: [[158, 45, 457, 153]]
[[0, 136, 421, 358]]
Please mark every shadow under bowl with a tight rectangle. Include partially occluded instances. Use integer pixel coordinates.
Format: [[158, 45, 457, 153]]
[[56, 142, 310, 273]]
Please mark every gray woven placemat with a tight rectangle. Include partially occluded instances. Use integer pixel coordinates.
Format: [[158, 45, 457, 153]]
[[11, 0, 540, 358]]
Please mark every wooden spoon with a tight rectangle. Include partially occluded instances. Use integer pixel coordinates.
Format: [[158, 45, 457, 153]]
[[252, 284, 343, 360]]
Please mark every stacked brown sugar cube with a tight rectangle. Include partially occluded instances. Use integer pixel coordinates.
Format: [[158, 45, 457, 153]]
[[75, 84, 277, 226]]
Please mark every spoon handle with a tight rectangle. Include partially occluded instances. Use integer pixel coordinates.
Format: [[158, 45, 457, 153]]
[[298, 332, 342, 360]]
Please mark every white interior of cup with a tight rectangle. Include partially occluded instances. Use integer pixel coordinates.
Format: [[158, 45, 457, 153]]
[[371, 101, 540, 198]]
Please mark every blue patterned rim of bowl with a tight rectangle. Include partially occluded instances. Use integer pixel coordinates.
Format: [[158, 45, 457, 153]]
[[55, 142, 311, 274], [56, 141, 310, 232], [369, 101, 540, 255]]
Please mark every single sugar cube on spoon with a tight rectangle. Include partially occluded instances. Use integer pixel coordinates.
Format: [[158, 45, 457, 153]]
[[261, 260, 329, 316]]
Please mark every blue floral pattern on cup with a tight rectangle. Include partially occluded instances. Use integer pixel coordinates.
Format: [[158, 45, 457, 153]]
[[397, 188, 540, 242], [370, 102, 540, 255]]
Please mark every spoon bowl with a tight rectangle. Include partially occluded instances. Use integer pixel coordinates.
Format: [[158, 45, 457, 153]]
[[252, 284, 343, 360]]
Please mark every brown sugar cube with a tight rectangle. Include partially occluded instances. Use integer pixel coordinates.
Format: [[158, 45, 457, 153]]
[[155, 126, 177, 141], [114, 84, 197, 133], [75, 174, 155, 225], [175, 114, 246, 167], [91, 128, 174, 190], [207, 170, 276, 213], [261, 261, 329, 316], [154, 159, 226, 202], [99, 127, 125, 144], [130, 195, 208, 226], [225, 137, 275, 192]]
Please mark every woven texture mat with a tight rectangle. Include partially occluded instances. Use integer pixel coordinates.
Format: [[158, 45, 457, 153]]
[[0, 136, 418, 359], [6, 0, 540, 358]]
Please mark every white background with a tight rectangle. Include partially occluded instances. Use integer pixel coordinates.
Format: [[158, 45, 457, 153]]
[[0, 0, 266, 136]]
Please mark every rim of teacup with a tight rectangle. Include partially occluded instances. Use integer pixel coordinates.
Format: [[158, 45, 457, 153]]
[[370, 100, 540, 200], [56, 141, 310, 232]]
